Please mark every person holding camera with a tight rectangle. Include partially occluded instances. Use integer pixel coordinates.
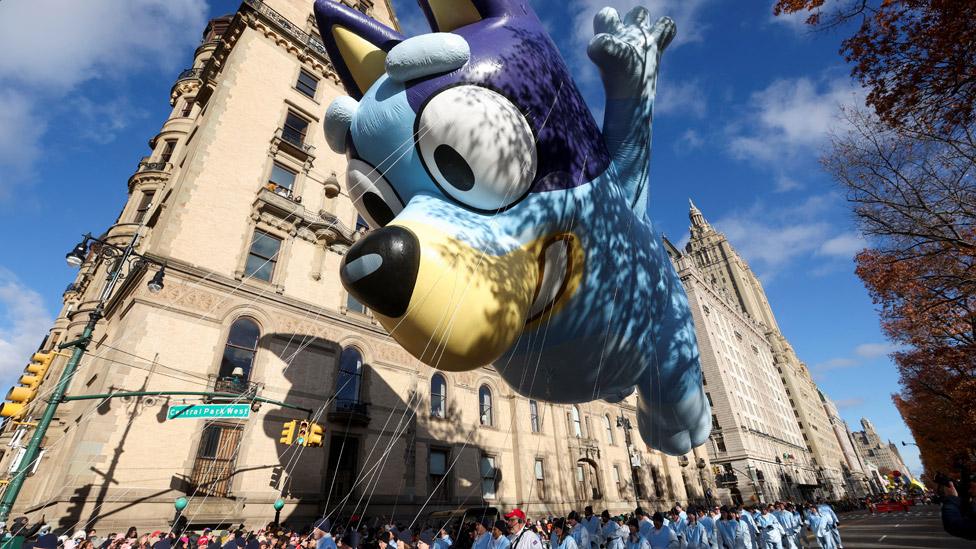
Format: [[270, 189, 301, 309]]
[[940, 480, 976, 540]]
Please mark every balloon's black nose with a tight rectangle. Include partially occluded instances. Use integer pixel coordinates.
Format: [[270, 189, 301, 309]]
[[340, 226, 420, 318]]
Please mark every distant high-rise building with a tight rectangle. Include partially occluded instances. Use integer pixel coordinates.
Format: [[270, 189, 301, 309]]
[[851, 418, 913, 478]]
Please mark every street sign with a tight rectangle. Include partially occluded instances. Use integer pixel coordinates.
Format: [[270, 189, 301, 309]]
[[166, 403, 251, 420]]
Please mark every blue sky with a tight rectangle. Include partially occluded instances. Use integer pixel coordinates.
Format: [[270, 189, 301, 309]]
[[0, 0, 921, 475]]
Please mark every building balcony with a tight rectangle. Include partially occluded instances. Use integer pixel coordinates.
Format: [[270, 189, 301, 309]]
[[715, 472, 739, 486], [263, 182, 300, 203], [127, 158, 173, 191], [327, 399, 370, 426], [208, 375, 260, 400], [170, 67, 205, 105], [270, 127, 315, 165]]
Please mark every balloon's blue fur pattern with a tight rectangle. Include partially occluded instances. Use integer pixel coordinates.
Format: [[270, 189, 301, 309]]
[[314, 0, 711, 455]]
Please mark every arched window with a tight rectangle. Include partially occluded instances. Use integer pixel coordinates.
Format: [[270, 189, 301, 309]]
[[219, 318, 260, 380], [604, 414, 615, 444], [479, 385, 493, 426], [571, 406, 582, 437], [431, 374, 447, 418], [336, 347, 363, 408]]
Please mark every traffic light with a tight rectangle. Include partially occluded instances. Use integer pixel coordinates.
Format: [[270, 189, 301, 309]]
[[0, 352, 56, 418], [305, 422, 324, 447], [279, 420, 297, 445], [296, 420, 310, 446]]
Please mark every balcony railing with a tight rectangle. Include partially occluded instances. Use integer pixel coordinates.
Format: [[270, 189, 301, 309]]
[[715, 472, 739, 486], [272, 127, 315, 160], [243, 0, 329, 59], [137, 160, 172, 172], [263, 182, 298, 202], [176, 67, 204, 82], [209, 375, 260, 399]]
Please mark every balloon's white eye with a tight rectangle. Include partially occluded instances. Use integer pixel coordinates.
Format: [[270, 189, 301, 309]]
[[417, 85, 537, 211], [346, 159, 404, 228]]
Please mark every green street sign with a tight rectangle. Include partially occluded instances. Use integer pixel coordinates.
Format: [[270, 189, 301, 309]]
[[167, 403, 251, 420]]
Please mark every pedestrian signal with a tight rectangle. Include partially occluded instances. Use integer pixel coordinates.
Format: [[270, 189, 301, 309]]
[[279, 420, 297, 445], [296, 420, 310, 446], [305, 422, 324, 447]]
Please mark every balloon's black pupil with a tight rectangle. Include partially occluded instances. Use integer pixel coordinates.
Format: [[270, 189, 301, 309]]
[[362, 192, 395, 227], [434, 144, 475, 191]]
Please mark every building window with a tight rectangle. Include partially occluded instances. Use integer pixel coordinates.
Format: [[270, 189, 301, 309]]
[[269, 162, 297, 192], [479, 385, 493, 426], [575, 463, 585, 498], [180, 100, 194, 117], [160, 140, 177, 163], [335, 347, 363, 408], [612, 464, 623, 493], [429, 447, 450, 501], [715, 433, 727, 452], [711, 414, 721, 431], [296, 69, 319, 98], [534, 459, 546, 499], [529, 400, 540, 433], [244, 229, 281, 282], [430, 374, 447, 418], [282, 111, 309, 147], [133, 191, 155, 224], [480, 454, 497, 499], [603, 414, 615, 445], [705, 392, 713, 407], [219, 318, 260, 379], [191, 422, 244, 497], [346, 293, 367, 314], [570, 406, 582, 437]]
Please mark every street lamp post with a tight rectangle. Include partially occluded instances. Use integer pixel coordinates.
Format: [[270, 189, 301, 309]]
[[617, 416, 641, 509], [696, 458, 710, 506], [273, 498, 285, 526], [0, 223, 166, 522]]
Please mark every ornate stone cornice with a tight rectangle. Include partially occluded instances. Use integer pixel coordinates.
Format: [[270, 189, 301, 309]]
[[252, 188, 356, 250]]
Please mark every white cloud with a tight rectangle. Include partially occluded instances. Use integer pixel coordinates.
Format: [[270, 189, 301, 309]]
[[767, 0, 812, 32], [0, 270, 53, 387], [855, 342, 899, 359], [815, 357, 858, 371], [835, 397, 864, 410], [0, 0, 208, 195], [674, 129, 704, 154], [727, 75, 864, 190], [657, 79, 707, 119], [710, 193, 837, 277], [818, 232, 866, 258], [0, 90, 45, 199]]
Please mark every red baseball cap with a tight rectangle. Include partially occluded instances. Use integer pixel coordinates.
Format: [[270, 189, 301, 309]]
[[504, 509, 526, 521]]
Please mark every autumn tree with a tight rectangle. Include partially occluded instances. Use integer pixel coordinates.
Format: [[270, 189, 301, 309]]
[[774, 0, 976, 132], [826, 108, 976, 474]]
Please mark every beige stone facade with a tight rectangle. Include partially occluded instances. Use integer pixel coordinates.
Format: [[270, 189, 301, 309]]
[[0, 0, 705, 532], [851, 418, 912, 478], [682, 202, 856, 501]]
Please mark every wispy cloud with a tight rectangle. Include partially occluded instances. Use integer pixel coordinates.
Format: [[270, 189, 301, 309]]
[[812, 341, 901, 379], [835, 397, 864, 410], [0, 0, 208, 197], [855, 342, 900, 359], [0, 269, 53, 386], [657, 79, 707, 119], [708, 193, 851, 279], [674, 129, 705, 154], [726, 75, 864, 191], [819, 232, 867, 258]]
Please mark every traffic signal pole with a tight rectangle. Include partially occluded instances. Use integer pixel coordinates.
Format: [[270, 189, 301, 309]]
[[0, 307, 97, 522]]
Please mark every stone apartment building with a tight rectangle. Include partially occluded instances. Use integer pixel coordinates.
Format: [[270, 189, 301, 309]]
[[666, 238, 819, 505], [0, 0, 707, 531], [681, 201, 869, 501]]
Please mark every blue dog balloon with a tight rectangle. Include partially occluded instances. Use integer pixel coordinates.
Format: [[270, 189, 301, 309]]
[[314, 0, 710, 455]]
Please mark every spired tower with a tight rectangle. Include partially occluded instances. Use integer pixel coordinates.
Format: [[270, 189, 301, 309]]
[[684, 200, 853, 500]]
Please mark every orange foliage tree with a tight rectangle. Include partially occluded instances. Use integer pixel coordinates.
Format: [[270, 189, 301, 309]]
[[827, 109, 976, 475], [774, 0, 976, 132]]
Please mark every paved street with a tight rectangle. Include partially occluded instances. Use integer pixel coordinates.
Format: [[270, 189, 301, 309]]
[[824, 504, 971, 548]]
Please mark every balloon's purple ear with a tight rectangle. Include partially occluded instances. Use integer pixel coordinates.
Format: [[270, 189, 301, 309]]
[[416, 0, 531, 32], [313, 0, 404, 99]]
